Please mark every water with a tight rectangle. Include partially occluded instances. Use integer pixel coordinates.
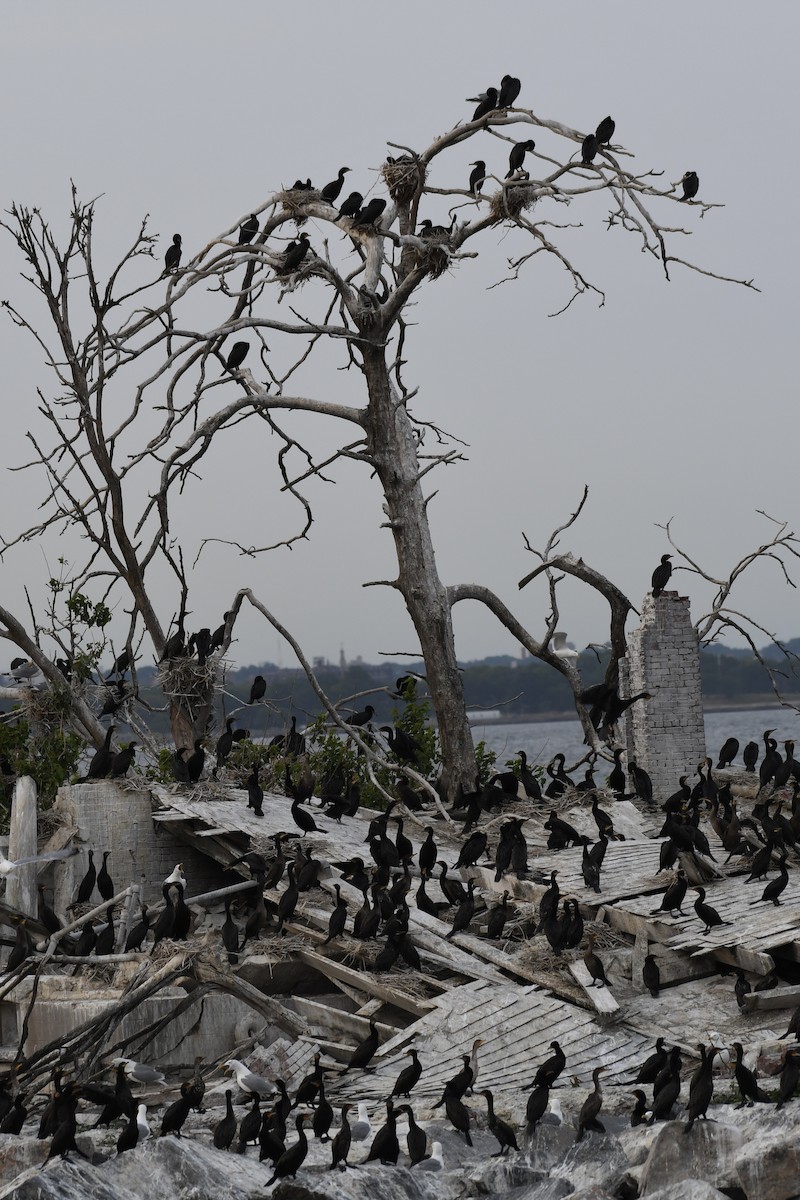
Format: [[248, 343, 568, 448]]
[[470, 706, 800, 772]]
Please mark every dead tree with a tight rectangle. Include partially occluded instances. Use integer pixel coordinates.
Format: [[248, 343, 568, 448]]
[[0, 102, 755, 791]]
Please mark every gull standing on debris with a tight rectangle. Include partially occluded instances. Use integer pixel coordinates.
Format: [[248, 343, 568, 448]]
[[350, 1102, 371, 1141], [224, 1058, 274, 1098], [113, 1058, 166, 1087]]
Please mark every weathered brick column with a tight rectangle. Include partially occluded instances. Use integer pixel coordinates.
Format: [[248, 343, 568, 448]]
[[620, 590, 706, 802]]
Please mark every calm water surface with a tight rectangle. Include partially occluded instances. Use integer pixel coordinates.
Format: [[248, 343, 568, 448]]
[[471, 707, 800, 772]]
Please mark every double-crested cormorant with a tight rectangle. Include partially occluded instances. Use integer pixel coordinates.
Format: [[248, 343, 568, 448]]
[[595, 116, 615, 143], [642, 954, 661, 998], [338, 190, 363, 220], [279, 232, 311, 274], [266, 1114, 309, 1185], [717, 737, 739, 769], [321, 167, 351, 203], [225, 341, 250, 372], [468, 161, 486, 195], [164, 234, 182, 274], [329, 1104, 352, 1169], [322, 885, 347, 945], [160, 1092, 192, 1137], [454, 830, 488, 869], [776, 1047, 800, 1109], [97, 852, 114, 902], [487, 891, 511, 940], [447, 878, 477, 939], [213, 1090, 238, 1150], [469, 88, 498, 120], [238, 214, 258, 245], [248, 675, 266, 704], [584, 934, 611, 987], [481, 1089, 519, 1155], [525, 1082, 550, 1133], [237, 1094, 262, 1152], [693, 887, 730, 934], [498, 74, 521, 107], [630, 1090, 651, 1126], [650, 868, 688, 916], [628, 759, 654, 804], [186, 738, 205, 783], [751, 854, 789, 906], [351, 198, 387, 228], [506, 139, 536, 177], [312, 1080, 334, 1142], [732, 1042, 770, 1107], [390, 1048, 422, 1099], [444, 1088, 472, 1145], [576, 1066, 606, 1141], [216, 718, 235, 770], [651, 554, 673, 596], [684, 1046, 717, 1131], [530, 1040, 566, 1089], [344, 1020, 379, 1073], [681, 170, 700, 200], [743, 740, 759, 772], [76, 850, 97, 904], [110, 741, 136, 778], [581, 133, 599, 163], [87, 725, 116, 780], [635, 1037, 667, 1084]]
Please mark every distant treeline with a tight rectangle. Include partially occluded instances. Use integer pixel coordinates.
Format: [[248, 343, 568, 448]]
[[128, 641, 800, 736]]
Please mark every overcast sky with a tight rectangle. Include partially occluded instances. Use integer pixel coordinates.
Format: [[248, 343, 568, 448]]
[[1, 2, 797, 672]]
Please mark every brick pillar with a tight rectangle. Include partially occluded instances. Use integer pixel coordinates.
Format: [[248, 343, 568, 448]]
[[621, 591, 706, 802]]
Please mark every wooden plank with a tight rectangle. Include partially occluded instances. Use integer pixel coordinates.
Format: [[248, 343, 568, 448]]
[[742, 987, 800, 1013], [567, 961, 620, 1014], [295, 949, 435, 1018], [285, 996, 398, 1041]]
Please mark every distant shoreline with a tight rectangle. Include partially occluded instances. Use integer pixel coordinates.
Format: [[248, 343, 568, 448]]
[[464, 696, 800, 726]]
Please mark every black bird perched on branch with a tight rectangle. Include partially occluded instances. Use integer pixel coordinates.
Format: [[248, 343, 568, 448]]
[[681, 170, 700, 200], [470, 87, 498, 120], [238, 214, 258, 245], [497, 74, 521, 107], [352, 198, 387, 228], [595, 115, 615, 144], [248, 675, 266, 704], [164, 233, 182, 274], [279, 232, 311, 274], [225, 341, 249, 372], [338, 190, 363, 220], [581, 133, 599, 164], [651, 554, 673, 596], [506, 139, 536, 177], [468, 161, 486, 195], [321, 167, 351, 203]]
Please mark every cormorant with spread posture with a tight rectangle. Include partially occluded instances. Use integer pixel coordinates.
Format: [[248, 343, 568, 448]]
[[498, 75, 521, 107], [468, 161, 486, 195], [321, 168, 351, 203], [681, 171, 700, 200], [595, 116, 615, 143], [651, 554, 673, 596], [506, 139, 536, 177], [225, 341, 249, 372], [238, 215, 258, 245], [164, 234, 182, 274], [470, 88, 498, 120]]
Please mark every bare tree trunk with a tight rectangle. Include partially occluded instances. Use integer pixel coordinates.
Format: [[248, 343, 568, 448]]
[[362, 344, 476, 800]]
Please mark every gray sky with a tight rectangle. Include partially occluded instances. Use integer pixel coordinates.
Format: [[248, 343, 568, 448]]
[[1, 2, 797, 671]]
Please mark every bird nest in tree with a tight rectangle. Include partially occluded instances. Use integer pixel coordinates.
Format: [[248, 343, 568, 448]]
[[157, 656, 217, 711], [277, 188, 321, 221], [382, 158, 425, 205], [489, 182, 538, 222], [416, 241, 451, 281]]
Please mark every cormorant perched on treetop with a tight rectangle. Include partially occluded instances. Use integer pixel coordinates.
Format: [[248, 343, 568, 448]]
[[249, 675, 266, 704], [164, 234, 182, 274], [681, 171, 700, 200], [338, 191, 363, 220], [651, 554, 673, 596], [595, 116, 615, 144], [238, 215, 258, 245], [321, 167, 351, 203], [506, 140, 536, 177], [278, 233, 311, 274], [581, 133, 599, 164], [224, 342, 249, 372], [351, 198, 387, 228], [468, 161, 486, 195], [470, 88, 498, 120], [498, 75, 521, 108]]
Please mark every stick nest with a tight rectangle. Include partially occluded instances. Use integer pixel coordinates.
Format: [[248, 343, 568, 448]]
[[382, 158, 425, 205], [277, 188, 321, 224], [157, 656, 217, 708], [489, 182, 539, 222], [416, 241, 451, 281]]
